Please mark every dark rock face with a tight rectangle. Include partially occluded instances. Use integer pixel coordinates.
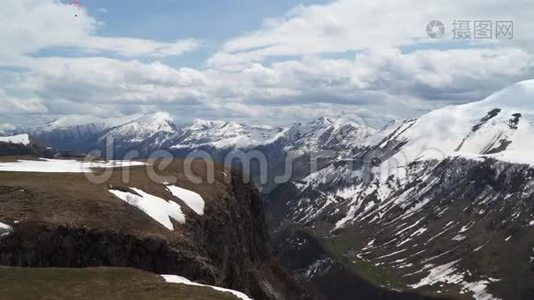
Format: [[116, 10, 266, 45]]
[[0, 224, 216, 280]]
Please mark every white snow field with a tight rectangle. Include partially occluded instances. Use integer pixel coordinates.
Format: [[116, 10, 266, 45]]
[[0, 158, 144, 173], [161, 274, 253, 300]]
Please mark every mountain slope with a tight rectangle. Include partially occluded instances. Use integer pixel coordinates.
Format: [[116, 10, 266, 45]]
[[384, 79, 534, 165], [267, 80, 534, 300]]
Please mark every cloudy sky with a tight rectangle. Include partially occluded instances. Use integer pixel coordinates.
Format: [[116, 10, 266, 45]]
[[1, 0, 534, 128]]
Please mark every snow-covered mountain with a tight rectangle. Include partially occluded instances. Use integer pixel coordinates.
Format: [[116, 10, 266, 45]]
[[382, 79, 534, 166], [171, 119, 285, 150], [267, 80, 534, 300], [101, 112, 177, 144], [27, 114, 142, 153], [282, 117, 377, 155], [0, 123, 18, 136], [27, 113, 376, 160]]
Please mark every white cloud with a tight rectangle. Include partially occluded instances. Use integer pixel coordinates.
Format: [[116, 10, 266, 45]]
[[0, 0, 198, 61], [1, 0, 534, 127], [208, 0, 534, 68], [0, 89, 48, 114], [18, 57, 207, 104]]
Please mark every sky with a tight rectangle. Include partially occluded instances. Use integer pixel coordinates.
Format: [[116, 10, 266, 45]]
[[1, 0, 534, 128]]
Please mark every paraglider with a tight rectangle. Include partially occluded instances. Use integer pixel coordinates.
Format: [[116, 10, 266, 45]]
[[69, 0, 82, 17]]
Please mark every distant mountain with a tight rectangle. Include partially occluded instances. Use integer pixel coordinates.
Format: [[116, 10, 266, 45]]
[[0, 123, 18, 136], [171, 119, 284, 150], [27, 114, 141, 154], [101, 112, 177, 143], [0, 133, 54, 157], [26, 113, 375, 173]]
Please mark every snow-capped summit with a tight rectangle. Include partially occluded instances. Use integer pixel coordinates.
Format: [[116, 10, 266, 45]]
[[36, 114, 140, 132], [187, 119, 236, 131], [382, 80, 534, 166], [102, 112, 177, 143], [0, 123, 18, 136], [473, 79, 534, 112], [29, 114, 142, 150], [173, 119, 283, 149], [283, 117, 377, 154], [171, 117, 377, 152]]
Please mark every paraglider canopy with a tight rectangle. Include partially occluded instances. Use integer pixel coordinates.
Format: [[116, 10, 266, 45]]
[[69, 0, 82, 17]]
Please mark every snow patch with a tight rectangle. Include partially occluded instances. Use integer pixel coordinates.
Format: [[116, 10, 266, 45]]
[[161, 274, 253, 300], [167, 185, 205, 215], [0, 134, 30, 145], [0, 222, 13, 237], [410, 260, 500, 300], [0, 159, 144, 173], [109, 188, 185, 230]]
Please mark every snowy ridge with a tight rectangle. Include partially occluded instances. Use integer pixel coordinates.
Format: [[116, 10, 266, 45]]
[[172, 119, 284, 149], [385, 79, 534, 166], [36, 114, 141, 132], [28, 113, 378, 157], [30, 114, 142, 143], [0, 134, 30, 145], [284, 117, 377, 155], [102, 112, 176, 143]]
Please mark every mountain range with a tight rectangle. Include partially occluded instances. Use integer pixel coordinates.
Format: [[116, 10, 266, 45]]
[[3, 80, 534, 299]]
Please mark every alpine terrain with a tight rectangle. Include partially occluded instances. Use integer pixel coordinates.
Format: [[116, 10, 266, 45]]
[[2, 80, 534, 299]]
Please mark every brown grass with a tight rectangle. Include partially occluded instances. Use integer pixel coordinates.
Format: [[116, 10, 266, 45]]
[[0, 266, 240, 300], [0, 157, 233, 242]]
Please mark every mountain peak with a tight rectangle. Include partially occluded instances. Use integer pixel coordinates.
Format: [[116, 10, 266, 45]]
[[100, 112, 177, 143], [39, 114, 142, 131], [0, 123, 17, 135], [135, 112, 173, 124], [189, 119, 244, 131], [468, 79, 534, 112]]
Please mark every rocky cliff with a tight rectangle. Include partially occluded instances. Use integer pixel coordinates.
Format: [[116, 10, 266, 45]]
[[0, 158, 306, 299]]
